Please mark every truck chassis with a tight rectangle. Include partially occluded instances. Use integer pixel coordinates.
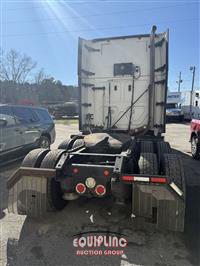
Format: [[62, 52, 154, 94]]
[[7, 134, 185, 232]]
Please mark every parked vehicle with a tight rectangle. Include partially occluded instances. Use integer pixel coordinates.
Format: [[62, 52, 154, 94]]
[[0, 105, 55, 165], [166, 92, 183, 122], [47, 102, 78, 119], [190, 119, 200, 159], [8, 26, 186, 232], [181, 90, 200, 120]]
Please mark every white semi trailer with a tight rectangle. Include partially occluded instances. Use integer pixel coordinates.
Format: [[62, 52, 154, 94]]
[[181, 91, 200, 120], [7, 26, 186, 232]]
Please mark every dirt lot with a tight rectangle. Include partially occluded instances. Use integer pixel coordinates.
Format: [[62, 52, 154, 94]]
[[0, 122, 200, 266]]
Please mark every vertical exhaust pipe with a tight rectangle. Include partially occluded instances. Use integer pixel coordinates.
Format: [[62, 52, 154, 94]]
[[148, 25, 157, 128]]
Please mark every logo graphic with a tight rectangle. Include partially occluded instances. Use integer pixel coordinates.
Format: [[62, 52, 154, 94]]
[[71, 231, 128, 256]]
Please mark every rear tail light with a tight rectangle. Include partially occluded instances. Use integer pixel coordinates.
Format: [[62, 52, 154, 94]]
[[73, 168, 79, 174], [103, 170, 110, 176], [95, 185, 106, 196], [85, 177, 96, 188], [76, 183, 86, 194]]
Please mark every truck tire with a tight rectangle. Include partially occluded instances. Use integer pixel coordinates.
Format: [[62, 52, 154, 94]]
[[157, 141, 172, 154], [58, 138, 84, 150], [72, 139, 84, 149], [140, 141, 154, 154], [139, 153, 158, 175], [40, 149, 68, 211], [58, 138, 71, 150], [157, 141, 172, 165], [22, 148, 50, 168], [191, 135, 200, 160], [128, 139, 140, 161], [161, 154, 185, 190]]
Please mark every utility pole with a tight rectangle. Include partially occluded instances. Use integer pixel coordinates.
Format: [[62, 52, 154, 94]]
[[176, 71, 183, 92], [189, 66, 196, 120]]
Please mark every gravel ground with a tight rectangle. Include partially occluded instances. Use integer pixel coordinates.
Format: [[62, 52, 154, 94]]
[[0, 122, 200, 266]]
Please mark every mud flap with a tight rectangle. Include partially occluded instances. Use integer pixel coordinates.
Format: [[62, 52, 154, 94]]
[[132, 184, 185, 232], [7, 167, 56, 217]]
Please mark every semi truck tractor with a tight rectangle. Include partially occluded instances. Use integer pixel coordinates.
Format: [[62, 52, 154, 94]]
[[7, 26, 186, 232], [166, 92, 183, 122]]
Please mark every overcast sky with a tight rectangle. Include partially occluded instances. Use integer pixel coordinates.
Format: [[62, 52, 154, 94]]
[[1, 0, 199, 91]]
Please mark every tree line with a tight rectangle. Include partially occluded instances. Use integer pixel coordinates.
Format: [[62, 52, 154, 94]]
[[0, 49, 78, 105]]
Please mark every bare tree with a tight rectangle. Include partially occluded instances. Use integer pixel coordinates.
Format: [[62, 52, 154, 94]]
[[34, 68, 47, 85], [0, 49, 37, 83]]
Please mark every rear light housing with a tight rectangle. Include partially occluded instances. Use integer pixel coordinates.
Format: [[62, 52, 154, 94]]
[[85, 177, 96, 188], [76, 183, 86, 194], [103, 170, 110, 176], [73, 168, 79, 174], [95, 185, 106, 196]]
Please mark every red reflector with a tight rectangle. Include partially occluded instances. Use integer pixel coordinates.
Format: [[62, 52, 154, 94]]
[[73, 168, 79, 174], [151, 177, 167, 183], [95, 185, 106, 196], [122, 176, 134, 181], [103, 170, 110, 176], [76, 183, 86, 194]]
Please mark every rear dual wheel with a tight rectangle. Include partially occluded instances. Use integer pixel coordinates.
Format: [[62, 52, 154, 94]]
[[139, 153, 158, 175], [20, 148, 67, 215], [140, 141, 154, 154], [22, 148, 50, 168], [40, 149, 68, 211], [58, 137, 84, 150], [161, 154, 185, 192], [191, 135, 200, 160]]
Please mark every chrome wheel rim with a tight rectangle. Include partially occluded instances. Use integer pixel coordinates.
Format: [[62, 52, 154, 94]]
[[40, 139, 50, 148], [191, 138, 197, 155]]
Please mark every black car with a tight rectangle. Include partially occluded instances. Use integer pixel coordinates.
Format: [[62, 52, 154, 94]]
[[0, 105, 56, 165]]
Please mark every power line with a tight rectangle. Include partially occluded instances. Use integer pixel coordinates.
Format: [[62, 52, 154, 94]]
[[2, 17, 198, 38], [3, 3, 193, 25]]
